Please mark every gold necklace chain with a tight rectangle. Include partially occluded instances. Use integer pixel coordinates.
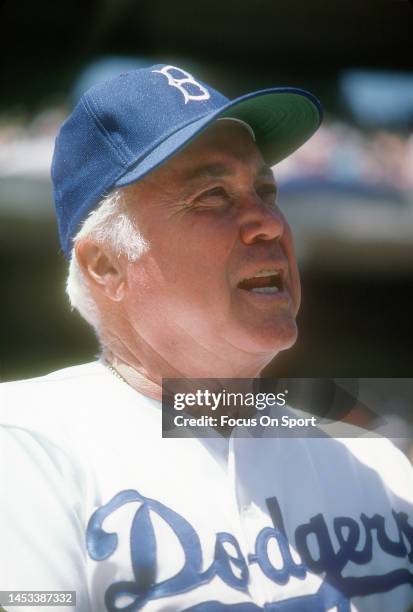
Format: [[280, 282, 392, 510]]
[[105, 363, 128, 385]]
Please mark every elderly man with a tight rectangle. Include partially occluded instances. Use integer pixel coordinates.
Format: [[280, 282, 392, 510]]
[[1, 65, 412, 612]]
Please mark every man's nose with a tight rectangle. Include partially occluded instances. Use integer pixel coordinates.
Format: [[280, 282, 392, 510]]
[[238, 196, 286, 245]]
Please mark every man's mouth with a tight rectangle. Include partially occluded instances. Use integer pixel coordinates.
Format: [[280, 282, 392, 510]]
[[237, 269, 283, 294]]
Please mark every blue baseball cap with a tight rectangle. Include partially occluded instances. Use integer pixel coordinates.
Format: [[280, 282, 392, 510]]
[[51, 64, 323, 259]]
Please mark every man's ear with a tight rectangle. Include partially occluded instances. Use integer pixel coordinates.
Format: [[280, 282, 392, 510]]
[[75, 239, 126, 302]]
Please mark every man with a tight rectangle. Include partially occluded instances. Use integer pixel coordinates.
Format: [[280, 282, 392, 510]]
[[1, 65, 412, 612]]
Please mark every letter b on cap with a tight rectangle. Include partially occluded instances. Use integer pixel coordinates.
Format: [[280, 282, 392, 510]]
[[152, 66, 211, 104]]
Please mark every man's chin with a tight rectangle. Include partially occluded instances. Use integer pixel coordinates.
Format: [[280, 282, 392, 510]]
[[233, 316, 299, 358]]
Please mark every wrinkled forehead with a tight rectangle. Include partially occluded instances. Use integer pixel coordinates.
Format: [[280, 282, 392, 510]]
[[188, 117, 257, 153], [217, 117, 256, 141], [155, 120, 266, 181]]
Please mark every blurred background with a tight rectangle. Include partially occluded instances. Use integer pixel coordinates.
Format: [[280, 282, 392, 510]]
[[1, 0, 412, 449]]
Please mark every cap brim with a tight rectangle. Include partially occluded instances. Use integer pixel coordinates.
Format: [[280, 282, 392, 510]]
[[115, 87, 322, 188]]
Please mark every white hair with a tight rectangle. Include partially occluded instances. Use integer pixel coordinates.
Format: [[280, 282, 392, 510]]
[[66, 189, 148, 331]]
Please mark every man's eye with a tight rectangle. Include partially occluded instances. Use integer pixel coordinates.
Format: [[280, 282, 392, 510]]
[[199, 187, 228, 199], [193, 187, 229, 207]]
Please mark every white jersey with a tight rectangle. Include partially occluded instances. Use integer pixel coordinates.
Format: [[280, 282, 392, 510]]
[[0, 362, 412, 612]]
